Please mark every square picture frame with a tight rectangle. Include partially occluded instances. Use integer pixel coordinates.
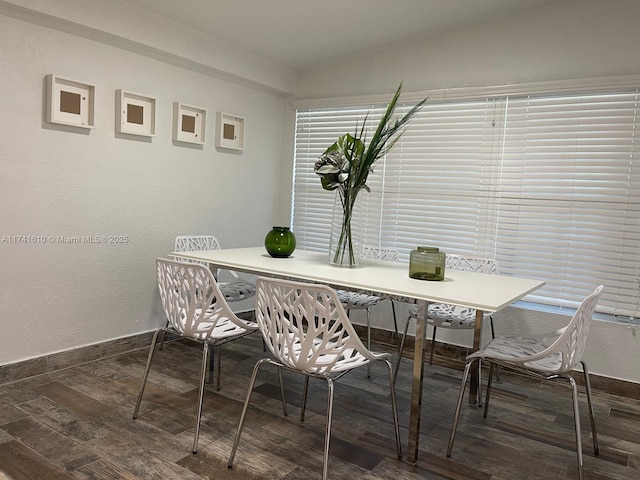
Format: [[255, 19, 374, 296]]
[[215, 112, 244, 151], [116, 90, 156, 136], [173, 102, 206, 145], [45, 74, 95, 129]]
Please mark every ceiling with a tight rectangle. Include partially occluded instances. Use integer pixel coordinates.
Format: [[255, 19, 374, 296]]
[[122, 0, 550, 70]]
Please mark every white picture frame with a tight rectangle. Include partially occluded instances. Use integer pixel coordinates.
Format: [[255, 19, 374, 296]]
[[173, 102, 206, 144], [45, 74, 95, 129], [215, 112, 244, 151], [116, 90, 156, 136]]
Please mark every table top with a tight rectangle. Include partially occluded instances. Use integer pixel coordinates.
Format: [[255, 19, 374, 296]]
[[170, 247, 545, 313]]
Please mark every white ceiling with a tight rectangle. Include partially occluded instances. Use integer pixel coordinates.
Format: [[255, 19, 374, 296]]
[[121, 0, 551, 70]]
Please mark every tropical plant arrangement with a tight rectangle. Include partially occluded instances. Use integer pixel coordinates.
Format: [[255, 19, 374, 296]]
[[314, 82, 427, 266]]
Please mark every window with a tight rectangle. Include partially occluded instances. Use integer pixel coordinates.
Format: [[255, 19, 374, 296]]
[[292, 83, 640, 320]]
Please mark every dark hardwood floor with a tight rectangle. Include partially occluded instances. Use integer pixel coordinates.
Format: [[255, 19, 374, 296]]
[[0, 332, 638, 479]]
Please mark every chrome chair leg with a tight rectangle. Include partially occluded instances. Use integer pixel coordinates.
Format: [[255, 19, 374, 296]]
[[228, 358, 269, 469], [322, 379, 335, 480], [488, 316, 501, 382], [483, 362, 495, 418], [476, 357, 483, 408], [393, 315, 411, 382], [301, 376, 310, 421], [215, 345, 222, 391], [278, 366, 288, 417], [207, 346, 215, 384], [158, 321, 169, 350], [581, 360, 599, 455], [366, 309, 372, 378], [447, 360, 473, 457], [429, 325, 437, 365], [568, 375, 585, 480], [384, 359, 403, 459], [193, 342, 209, 453], [391, 300, 398, 342], [133, 328, 163, 419]]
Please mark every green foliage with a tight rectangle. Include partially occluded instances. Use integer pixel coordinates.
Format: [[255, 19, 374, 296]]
[[314, 82, 427, 200]]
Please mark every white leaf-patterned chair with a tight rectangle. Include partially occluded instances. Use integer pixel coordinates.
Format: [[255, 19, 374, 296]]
[[227, 277, 402, 480], [174, 235, 256, 303], [133, 258, 258, 454], [395, 254, 499, 378], [447, 285, 604, 480], [336, 246, 400, 377], [172, 235, 257, 388]]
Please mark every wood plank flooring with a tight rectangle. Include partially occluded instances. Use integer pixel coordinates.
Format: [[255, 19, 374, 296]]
[[1, 333, 639, 479]]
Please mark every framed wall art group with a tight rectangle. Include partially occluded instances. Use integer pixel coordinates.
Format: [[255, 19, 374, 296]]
[[45, 74, 245, 152]]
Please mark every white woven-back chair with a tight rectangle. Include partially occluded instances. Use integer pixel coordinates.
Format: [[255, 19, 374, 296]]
[[175, 235, 256, 302], [227, 277, 402, 480], [173, 235, 257, 388], [133, 258, 258, 454], [336, 245, 400, 377], [447, 285, 604, 480], [395, 254, 499, 378]]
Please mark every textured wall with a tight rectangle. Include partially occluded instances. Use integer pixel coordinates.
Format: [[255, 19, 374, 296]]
[[0, 9, 287, 364]]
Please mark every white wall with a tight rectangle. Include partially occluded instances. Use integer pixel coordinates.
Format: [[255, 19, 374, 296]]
[[0, 1, 293, 364], [289, 0, 640, 384], [294, 0, 640, 98]]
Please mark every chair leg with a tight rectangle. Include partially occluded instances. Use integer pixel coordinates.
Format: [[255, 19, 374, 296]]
[[301, 376, 310, 421], [133, 328, 163, 419], [366, 308, 372, 378], [476, 358, 483, 408], [429, 326, 437, 365], [384, 359, 403, 459], [158, 320, 169, 350], [483, 362, 496, 418], [568, 375, 585, 480], [489, 316, 501, 382], [322, 378, 335, 480], [228, 358, 269, 469], [581, 360, 599, 455], [447, 360, 473, 457], [215, 345, 222, 391], [394, 315, 412, 382], [277, 366, 288, 417], [391, 300, 398, 341], [207, 346, 215, 384], [192, 342, 210, 454]]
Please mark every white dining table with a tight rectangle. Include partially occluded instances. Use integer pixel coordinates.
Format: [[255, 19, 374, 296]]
[[170, 247, 545, 464]]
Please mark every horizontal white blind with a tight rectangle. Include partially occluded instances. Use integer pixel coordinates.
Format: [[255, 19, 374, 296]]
[[498, 91, 640, 315], [292, 87, 640, 318]]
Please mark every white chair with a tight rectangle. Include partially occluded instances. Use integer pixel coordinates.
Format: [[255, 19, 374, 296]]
[[173, 235, 257, 388], [174, 235, 256, 303], [133, 258, 258, 454], [395, 254, 498, 378], [227, 277, 402, 480], [447, 285, 604, 480], [336, 245, 400, 377]]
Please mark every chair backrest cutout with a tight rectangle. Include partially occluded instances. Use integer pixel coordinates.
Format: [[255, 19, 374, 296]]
[[446, 254, 499, 275], [360, 246, 400, 262], [552, 285, 604, 372], [255, 277, 373, 375], [156, 258, 239, 341]]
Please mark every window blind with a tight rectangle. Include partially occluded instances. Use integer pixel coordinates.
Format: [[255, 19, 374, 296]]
[[292, 87, 640, 319]]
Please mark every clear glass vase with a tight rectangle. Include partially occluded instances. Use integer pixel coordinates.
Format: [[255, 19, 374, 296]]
[[328, 192, 362, 267]]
